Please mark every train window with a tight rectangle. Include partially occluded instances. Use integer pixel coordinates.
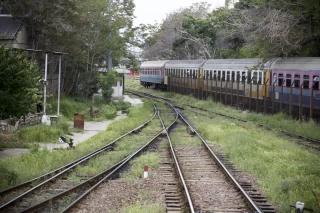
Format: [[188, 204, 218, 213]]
[[252, 72, 258, 84], [214, 71, 217, 80], [204, 70, 206, 80], [210, 70, 213, 80], [303, 75, 309, 89], [222, 71, 225, 81], [247, 72, 252, 83], [286, 74, 292, 87], [278, 74, 283, 86], [242, 72, 246, 83], [313, 76, 319, 90], [226, 71, 230, 81], [294, 74, 300, 88], [258, 72, 262, 84], [217, 71, 221, 80]]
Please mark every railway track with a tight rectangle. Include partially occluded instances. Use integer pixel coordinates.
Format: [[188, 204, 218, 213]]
[[186, 104, 320, 151], [64, 102, 179, 212], [0, 104, 160, 213], [129, 90, 277, 213], [127, 89, 320, 151]]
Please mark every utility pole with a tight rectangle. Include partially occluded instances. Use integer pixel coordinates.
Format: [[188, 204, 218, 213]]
[[107, 0, 113, 72]]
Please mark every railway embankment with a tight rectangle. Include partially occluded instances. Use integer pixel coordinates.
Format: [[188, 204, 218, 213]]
[[0, 96, 148, 191], [125, 80, 320, 212]]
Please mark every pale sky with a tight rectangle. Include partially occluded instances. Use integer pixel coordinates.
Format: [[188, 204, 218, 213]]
[[133, 0, 226, 26]]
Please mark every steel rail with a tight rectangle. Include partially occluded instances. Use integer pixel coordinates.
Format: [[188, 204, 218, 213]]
[[0, 104, 158, 210], [187, 104, 320, 145], [0, 104, 158, 197], [128, 89, 320, 144], [61, 109, 178, 213], [130, 90, 320, 146], [176, 108, 263, 213], [20, 153, 132, 213], [128, 90, 263, 212], [158, 108, 195, 213]]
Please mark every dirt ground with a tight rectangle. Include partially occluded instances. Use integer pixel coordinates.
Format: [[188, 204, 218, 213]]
[[70, 170, 165, 213]]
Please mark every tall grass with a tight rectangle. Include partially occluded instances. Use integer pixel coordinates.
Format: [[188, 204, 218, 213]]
[[74, 117, 162, 178], [15, 117, 70, 143], [125, 78, 320, 140], [191, 112, 320, 212], [121, 153, 160, 181], [0, 101, 154, 190]]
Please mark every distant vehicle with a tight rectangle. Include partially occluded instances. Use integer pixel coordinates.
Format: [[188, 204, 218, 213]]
[[140, 58, 320, 118]]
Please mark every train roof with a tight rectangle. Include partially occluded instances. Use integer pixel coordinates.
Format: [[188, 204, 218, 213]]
[[268, 57, 320, 71], [140, 61, 169, 68], [165, 60, 207, 68], [203, 59, 263, 70]]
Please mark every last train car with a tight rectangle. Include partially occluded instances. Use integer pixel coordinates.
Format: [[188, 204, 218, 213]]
[[267, 57, 320, 115], [140, 61, 168, 88]]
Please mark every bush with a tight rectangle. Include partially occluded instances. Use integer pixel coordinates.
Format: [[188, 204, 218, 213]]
[[15, 117, 71, 143]]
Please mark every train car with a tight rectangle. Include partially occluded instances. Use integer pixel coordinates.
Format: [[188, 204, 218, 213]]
[[202, 59, 267, 102], [164, 60, 207, 95], [141, 58, 320, 118], [140, 61, 168, 88], [267, 58, 320, 114]]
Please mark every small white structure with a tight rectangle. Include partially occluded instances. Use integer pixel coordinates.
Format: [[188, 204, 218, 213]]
[[112, 66, 130, 99]]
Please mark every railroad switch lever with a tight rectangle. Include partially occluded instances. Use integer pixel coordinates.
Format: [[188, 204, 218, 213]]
[[59, 136, 75, 148], [290, 202, 313, 213]]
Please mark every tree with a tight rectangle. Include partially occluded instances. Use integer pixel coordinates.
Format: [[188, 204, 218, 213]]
[[141, 2, 212, 60], [0, 48, 41, 116], [3, 0, 136, 97], [98, 70, 117, 103]]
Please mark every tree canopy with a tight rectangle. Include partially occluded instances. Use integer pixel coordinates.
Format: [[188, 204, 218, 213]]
[[0, 48, 41, 116], [140, 0, 320, 60], [2, 0, 135, 96]]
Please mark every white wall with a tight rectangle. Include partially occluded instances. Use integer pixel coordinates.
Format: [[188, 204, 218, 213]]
[[112, 80, 123, 99]]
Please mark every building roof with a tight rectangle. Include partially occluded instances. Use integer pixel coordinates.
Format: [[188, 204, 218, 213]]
[[0, 16, 21, 40]]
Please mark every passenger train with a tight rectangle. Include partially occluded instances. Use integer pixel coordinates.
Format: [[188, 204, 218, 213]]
[[140, 58, 320, 118]]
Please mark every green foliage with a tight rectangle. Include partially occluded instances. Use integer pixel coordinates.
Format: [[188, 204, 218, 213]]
[[0, 48, 41, 116], [0, 100, 155, 190], [98, 70, 117, 103], [15, 117, 71, 143], [194, 113, 320, 212], [124, 153, 159, 179], [113, 101, 131, 111], [4, 0, 135, 97]]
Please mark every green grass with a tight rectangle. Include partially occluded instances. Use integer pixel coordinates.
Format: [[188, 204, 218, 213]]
[[47, 94, 131, 121], [191, 111, 320, 212], [2, 95, 132, 147], [170, 124, 202, 147], [125, 78, 320, 140], [15, 116, 70, 143], [121, 153, 160, 182], [119, 202, 165, 213], [74, 117, 162, 178], [0, 101, 154, 190]]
